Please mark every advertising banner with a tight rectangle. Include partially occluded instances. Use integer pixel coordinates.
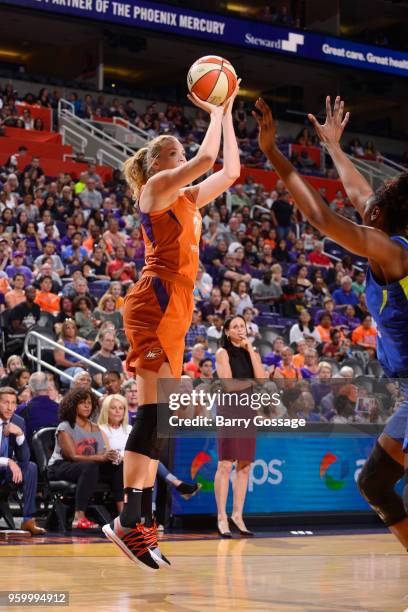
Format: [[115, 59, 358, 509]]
[[170, 432, 399, 515], [3, 0, 408, 77]]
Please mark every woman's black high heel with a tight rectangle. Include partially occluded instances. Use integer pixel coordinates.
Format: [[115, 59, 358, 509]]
[[229, 516, 254, 537], [217, 519, 232, 538]]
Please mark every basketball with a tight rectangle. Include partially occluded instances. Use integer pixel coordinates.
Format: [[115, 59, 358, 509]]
[[187, 56, 237, 106]]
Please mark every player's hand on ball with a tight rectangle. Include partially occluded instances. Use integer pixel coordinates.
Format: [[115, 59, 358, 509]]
[[223, 78, 242, 116], [252, 98, 277, 154], [308, 95, 350, 147], [187, 91, 224, 116]]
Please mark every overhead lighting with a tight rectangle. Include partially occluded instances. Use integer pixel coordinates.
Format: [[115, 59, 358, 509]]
[[226, 3, 258, 15], [104, 66, 142, 79], [238, 88, 261, 98], [0, 49, 28, 60]]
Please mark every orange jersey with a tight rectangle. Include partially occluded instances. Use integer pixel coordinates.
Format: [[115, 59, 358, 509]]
[[139, 192, 201, 285], [351, 325, 377, 348], [34, 291, 60, 314], [292, 353, 305, 369]]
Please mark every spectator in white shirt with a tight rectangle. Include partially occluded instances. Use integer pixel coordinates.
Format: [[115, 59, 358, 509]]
[[289, 309, 321, 345], [207, 314, 223, 342], [243, 307, 261, 344], [235, 280, 254, 315], [194, 264, 213, 301], [98, 394, 131, 463]]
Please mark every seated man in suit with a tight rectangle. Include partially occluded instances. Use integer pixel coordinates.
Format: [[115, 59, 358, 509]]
[[17, 372, 59, 441], [0, 386, 46, 535]]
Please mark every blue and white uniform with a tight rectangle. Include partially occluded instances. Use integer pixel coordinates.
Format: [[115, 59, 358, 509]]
[[365, 235, 408, 450]]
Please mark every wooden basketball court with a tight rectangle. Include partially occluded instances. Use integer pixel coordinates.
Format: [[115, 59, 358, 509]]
[[0, 531, 407, 611]]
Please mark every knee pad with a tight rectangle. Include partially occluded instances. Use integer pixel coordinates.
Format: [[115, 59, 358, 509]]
[[125, 404, 165, 460], [358, 442, 406, 526]]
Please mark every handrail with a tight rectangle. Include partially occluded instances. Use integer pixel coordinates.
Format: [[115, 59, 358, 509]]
[[92, 118, 149, 148], [378, 154, 406, 173], [58, 98, 75, 115], [24, 330, 106, 397], [249, 204, 270, 218], [96, 148, 124, 169], [25, 330, 106, 372], [63, 153, 95, 163], [59, 107, 134, 157], [60, 125, 88, 153], [112, 116, 151, 140], [344, 153, 385, 178]]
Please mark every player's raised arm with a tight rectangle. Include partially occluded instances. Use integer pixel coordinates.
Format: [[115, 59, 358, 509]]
[[253, 98, 408, 282], [188, 80, 242, 208], [146, 95, 225, 199], [308, 96, 374, 216]]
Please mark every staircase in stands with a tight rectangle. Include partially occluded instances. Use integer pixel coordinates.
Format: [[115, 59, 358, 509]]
[[57, 99, 150, 170]]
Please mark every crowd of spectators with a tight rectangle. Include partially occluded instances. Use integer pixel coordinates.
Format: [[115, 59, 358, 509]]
[[0, 78, 404, 533], [0, 123, 398, 425], [2, 82, 399, 178]]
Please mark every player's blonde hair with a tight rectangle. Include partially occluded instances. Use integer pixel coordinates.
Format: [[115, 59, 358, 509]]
[[123, 135, 178, 198]]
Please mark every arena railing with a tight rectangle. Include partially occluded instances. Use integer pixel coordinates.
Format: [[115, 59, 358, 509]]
[[60, 126, 88, 154], [58, 98, 135, 155], [63, 153, 95, 163], [58, 98, 135, 167], [377, 153, 406, 176], [24, 330, 106, 397], [96, 148, 127, 169], [91, 116, 150, 149], [344, 152, 398, 190]]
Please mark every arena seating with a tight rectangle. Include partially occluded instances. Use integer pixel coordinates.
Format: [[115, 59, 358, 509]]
[[0, 127, 112, 181]]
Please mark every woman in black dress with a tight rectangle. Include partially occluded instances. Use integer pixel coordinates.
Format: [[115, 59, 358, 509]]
[[214, 315, 266, 537]]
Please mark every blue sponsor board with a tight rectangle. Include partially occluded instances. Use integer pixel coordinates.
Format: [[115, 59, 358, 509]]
[[3, 0, 408, 77], [170, 432, 401, 515]]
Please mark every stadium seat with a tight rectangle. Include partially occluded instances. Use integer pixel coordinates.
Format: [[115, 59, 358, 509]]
[[88, 281, 111, 300], [56, 221, 67, 236], [259, 327, 280, 345], [355, 375, 376, 393], [366, 360, 385, 378], [253, 303, 272, 313], [250, 269, 264, 279], [350, 345, 371, 367], [341, 358, 365, 377], [318, 357, 340, 376], [254, 314, 280, 327], [254, 340, 273, 358], [277, 317, 297, 327], [0, 485, 16, 530], [31, 428, 112, 532]]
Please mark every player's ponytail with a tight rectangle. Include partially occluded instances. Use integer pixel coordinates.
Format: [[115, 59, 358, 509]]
[[123, 147, 148, 198], [123, 135, 179, 199]]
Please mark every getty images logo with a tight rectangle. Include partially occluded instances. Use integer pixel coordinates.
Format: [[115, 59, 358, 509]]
[[281, 32, 305, 53]]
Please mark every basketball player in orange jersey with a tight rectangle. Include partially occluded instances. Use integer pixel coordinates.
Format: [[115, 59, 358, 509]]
[[103, 82, 241, 571]]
